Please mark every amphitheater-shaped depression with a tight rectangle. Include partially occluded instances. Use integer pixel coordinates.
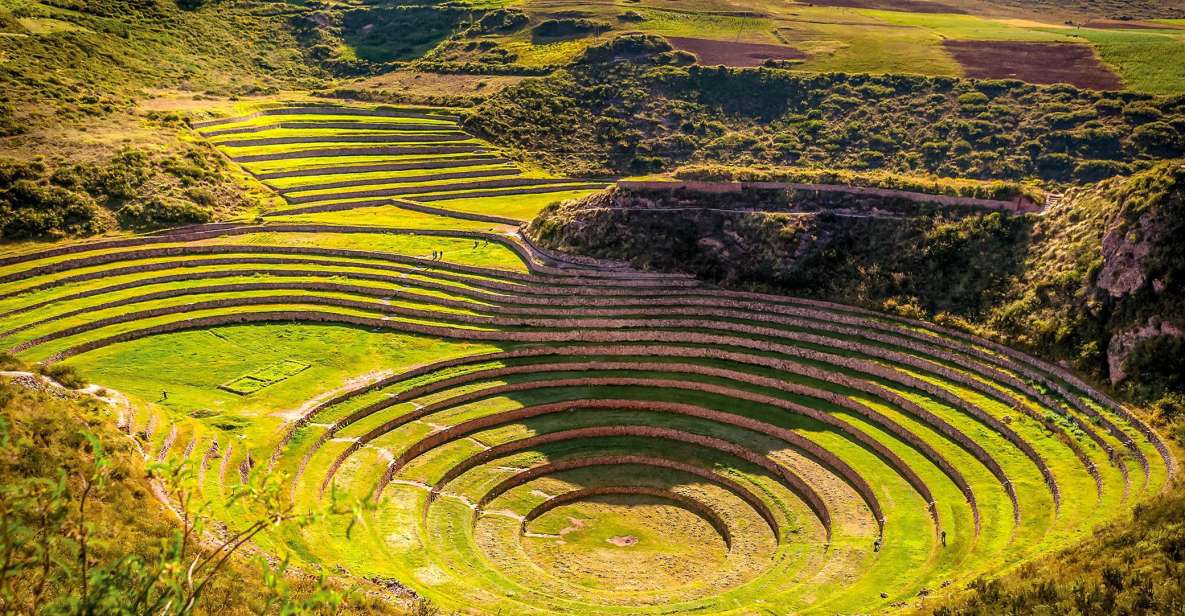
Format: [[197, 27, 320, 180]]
[[0, 104, 1174, 615]]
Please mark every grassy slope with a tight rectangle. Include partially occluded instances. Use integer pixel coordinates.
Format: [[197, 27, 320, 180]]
[[916, 417, 1185, 615], [0, 379, 407, 613], [469, 36, 1185, 183]]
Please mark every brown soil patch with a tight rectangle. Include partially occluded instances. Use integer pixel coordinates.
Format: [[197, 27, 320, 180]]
[[666, 36, 807, 67], [1082, 19, 1185, 30], [607, 535, 638, 547], [558, 516, 590, 536], [943, 40, 1123, 90], [805, 0, 966, 14]]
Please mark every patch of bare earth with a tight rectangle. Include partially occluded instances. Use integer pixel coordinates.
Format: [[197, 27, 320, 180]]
[[804, 0, 967, 14], [943, 40, 1123, 90], [666, 36, 807, 67], [1082, 19, 1185, 30], [607, 535, 638, 546]]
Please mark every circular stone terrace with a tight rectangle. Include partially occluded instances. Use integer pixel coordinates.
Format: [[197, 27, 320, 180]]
[[0, 103, 1174, 615]]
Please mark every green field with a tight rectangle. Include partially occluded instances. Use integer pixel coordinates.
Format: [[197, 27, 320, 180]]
[[421, 0, 1185, 92]]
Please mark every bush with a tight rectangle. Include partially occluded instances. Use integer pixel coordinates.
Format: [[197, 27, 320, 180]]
[[0, 352, 25, 371], [0, 181, 115, 240], [471, 9, 527, 34], [37, 363, 87, 389], [1132, 121, 1182, 155], [1123, 335, 1185, 399], [469, 51, 1185, 182], [50, 149, 150, 202], [118, 196, 213, 229], [0, 103, 21, 137], [1074, 159, 1131, 182], [185, 186, 216, 206], [1151, 393, 1185, 424], [532, 18, 610, 39]]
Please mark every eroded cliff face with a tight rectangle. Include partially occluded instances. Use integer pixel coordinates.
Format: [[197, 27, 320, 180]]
[[1088, 167, 1185, 386], [528, 162, 1185, 397], [1108, 318, 1184, 384], [1097, 210, 1160, 298]]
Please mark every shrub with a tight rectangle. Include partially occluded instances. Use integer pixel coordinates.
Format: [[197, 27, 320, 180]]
[[1151, 393, 1185, 424], [471, 9, 527, 34], [37, 363, 87, 389], [957, 91, 989, 106], [118, 196, 213, 229], [1074, 159, 1131, 182], [185, 186, 216, 206], [532, 18, 610, 39], [0, 181, 115, 240], [1132, 122, 1182, 155], [0, 352, 24, 371], [0, 103, 21, 137], [1123, 335, 1185, 399], [1123, 103, 1163, 124]]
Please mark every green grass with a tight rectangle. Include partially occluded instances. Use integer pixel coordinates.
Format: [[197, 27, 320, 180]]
[[265, 205, 513, 230], [16, 16, 91, 34], [220, 360, 310, 395], [263, 163, 520, 190], [777, 20, 960, 76], [501, 38, 599, 67], [410, 189, 602, 222], [63, 325, 503, 443], [629, 8, 775, 42], [1060, 27, 1185, 93], [860, 10, 1069, 42]]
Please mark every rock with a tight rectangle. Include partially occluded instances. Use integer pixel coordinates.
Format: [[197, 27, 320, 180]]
[[1107, 317, 1185, 384], [367, 575, 418, 598], [1096, 211, 1158, 298]]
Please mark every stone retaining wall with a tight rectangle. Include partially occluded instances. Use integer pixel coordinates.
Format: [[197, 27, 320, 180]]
[[412, 183, 607, 203], [521, 486, 734, 549], [0, 222, 676, 281], [231, 145, 484, 163], [276, 168, 520, 195], [378, 395, 885, 533], [328, 360, 951, 525], [64, 311, 1022, 525], [396, 423, 833, 539], [617, 180, 1043, 214], [471, 454, 781, 541], [254, 156, 508, 180], [201, 121, 461, 137], [218, 134, 470, 148], [189, 105, 459, 129], [283, 177, 588, 205]]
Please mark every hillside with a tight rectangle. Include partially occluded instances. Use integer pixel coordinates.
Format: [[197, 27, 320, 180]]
[[470, 36, 1185, 183], [0, 373, 410, 613], [528, 161, 1185, 400]]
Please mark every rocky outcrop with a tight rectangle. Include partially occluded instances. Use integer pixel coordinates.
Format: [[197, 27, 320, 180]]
[[531, 163, 1185, 399], [1108, 318, 1185, 384], [1097, 210, 1160, 298]]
